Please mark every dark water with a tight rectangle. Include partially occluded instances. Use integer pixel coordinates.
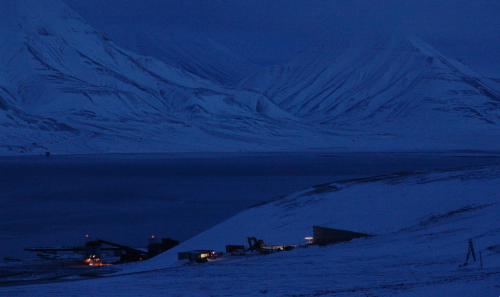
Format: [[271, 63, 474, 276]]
[[1, 151, 500, 258]]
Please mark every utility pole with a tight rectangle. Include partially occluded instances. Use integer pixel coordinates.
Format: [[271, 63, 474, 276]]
[[463, 239, 476, 266]]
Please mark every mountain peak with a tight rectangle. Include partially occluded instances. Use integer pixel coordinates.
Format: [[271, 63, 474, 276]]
[[239, 35, 500, 133], [1, 2, 499, 154], [1, 0, 79, 26]]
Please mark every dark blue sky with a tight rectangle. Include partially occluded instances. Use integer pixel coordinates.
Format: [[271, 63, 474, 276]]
[[60, 0, 500, 73]]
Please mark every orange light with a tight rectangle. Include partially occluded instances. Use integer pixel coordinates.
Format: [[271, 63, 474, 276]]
[[86, 235, 88, 238], [152, 235, 154, 239]]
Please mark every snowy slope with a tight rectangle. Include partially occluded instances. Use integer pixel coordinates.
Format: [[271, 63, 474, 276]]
[[111, 29, 261, 85], [118, 165, 500, 295], [239, 37, 500, 136], [123, 164, 500, 272], [2, 165, 499, 296]]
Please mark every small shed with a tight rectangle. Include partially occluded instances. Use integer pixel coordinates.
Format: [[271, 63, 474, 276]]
[[226, 245, 245, 253], [178, 250, 215, 262], [313, 226, 372, 245]]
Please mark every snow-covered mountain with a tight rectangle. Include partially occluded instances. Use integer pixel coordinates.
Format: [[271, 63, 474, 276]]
[[0, 0, 316, 155], [239, 37, 500, 137], [1, 0, 500, 154], [110, 29, 261, 85]]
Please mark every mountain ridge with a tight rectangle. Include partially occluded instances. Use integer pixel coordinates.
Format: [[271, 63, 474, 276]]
[[239, 36, 500, 132], [109, 28, 261, 85], [0, 0, 318, 154], [1, 0, 500, 154]]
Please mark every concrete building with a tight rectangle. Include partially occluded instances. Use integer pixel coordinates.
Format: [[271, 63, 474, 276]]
[[313, 226, 372, 245]]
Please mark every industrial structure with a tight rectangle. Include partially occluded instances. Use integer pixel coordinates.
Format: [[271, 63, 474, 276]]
[[247, 237, 265, 251], [84, 240, 103, 265], [24, 236, 179, 265], [147, 237, 180, 257], [312, 226, 372, 245], [23, 226, 373, 268], [178, 250, 216, 263]]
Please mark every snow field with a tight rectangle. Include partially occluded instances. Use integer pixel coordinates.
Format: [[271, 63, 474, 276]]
[[2, 165, 497, 296]]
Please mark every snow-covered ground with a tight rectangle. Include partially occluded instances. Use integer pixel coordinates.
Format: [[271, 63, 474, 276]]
[[1, 164, 499, 296]]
